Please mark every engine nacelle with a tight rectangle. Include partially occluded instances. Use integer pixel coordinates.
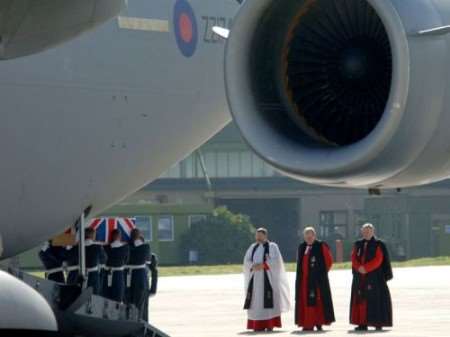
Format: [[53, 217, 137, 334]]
[[225, 0, 450, 188], [0, 0, 124, 59]]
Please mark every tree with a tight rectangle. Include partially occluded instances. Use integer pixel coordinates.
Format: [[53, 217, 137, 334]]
[[180, 207, 256, 265]]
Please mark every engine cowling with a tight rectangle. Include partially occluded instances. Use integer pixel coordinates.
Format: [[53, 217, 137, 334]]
[[225, 0, 450, 188], [0, 0, 124, 59]]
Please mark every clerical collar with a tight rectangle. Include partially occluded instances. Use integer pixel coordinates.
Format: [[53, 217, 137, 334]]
[[85, 239, 94, 246], [134, 239, 144, 247]]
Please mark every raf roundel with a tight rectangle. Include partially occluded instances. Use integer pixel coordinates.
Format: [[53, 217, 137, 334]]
[[173, 0, 198, 58]]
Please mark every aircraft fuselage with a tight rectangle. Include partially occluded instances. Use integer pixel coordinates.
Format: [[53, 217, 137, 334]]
[[0, 0, 238, 257]]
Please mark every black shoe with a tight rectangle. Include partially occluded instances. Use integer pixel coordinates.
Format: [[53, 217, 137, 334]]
[[375, 327, 383, 331], [355, 325, 368, 331], [303, 327, 314, 331], [316, 325, 323, 331]]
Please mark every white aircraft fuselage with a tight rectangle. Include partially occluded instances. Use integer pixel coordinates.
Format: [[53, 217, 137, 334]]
[[0, 0, 239, 258]]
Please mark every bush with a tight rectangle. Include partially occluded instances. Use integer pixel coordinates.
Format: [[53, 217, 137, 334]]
[[180, 207, 256, 265]]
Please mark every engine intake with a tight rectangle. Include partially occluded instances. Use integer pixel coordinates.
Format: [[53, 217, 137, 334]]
[[225, 0, 450, 188], [283, 0, 392, 146]]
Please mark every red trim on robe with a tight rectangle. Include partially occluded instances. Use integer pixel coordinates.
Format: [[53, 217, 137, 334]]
[[350, 245, 384, 325], [323, 245, 333, 271], [296, 244, 334, 329], [247, 316, 282, 331]]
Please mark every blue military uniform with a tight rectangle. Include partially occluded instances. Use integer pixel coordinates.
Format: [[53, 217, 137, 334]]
[[85, 240, 106, 295], [99, 244, 108, 296], [39, 242, 66, 283], [144, 253, 159, 321], [104, 241, 129, 302], [127, 240, 151, 320], [65, 245, 80, 285]]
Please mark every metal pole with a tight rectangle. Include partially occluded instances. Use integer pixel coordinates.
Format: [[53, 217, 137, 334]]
[[79, 212, 87, 287], [196, 149, 212, 192]]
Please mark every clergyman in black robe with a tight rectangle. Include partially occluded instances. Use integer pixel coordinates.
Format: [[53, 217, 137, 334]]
[[295, 227, 335, 331], [350, 223, 393, 331]]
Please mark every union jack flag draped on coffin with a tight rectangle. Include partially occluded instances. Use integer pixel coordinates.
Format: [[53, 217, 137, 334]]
[[88, 217, 136, 243]]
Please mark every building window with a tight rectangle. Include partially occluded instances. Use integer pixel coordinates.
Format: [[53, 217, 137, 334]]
[[352, 210, 366, 238], [160, 162, 182, 178], [204, 151, 217, 177], [158, 216, 174, 241], [183, 155, 196, 178], [252, 153, 265, 177], [188, 214, 207, 228], [263, 162, 276, 177], [240, 152, 252, 177], [319, 210, 349, 239], [369, 214, 382, 237], [228, 151, 240, 177], [217, 152, 229, 177], [168, 163, 181, 178], [159, 148, 281, 179], [134, 216, 152, 241]]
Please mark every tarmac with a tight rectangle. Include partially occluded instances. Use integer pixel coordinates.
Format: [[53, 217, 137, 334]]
[[150, 266, 450, 337]]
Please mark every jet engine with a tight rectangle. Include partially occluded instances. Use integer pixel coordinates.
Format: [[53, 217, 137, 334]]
[[0, 0, 124, 59], [225, 0, 450, 188]]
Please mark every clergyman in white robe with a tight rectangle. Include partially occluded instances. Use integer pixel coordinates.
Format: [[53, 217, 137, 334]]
[[243, 240, 291, 331]]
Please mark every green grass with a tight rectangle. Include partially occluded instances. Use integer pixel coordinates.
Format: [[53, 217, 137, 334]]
[[29, 256, 450, 279], [157, 263, 350, 277], [158, 256, 450, 277], [391, 256, 450, 268]]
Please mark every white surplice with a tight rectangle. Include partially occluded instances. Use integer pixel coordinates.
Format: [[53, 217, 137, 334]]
[[243, 241, 291, 321]]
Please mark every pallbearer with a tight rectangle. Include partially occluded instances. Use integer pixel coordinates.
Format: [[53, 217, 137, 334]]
[[350, 223, 393, 331], [65, 244, 79, 285], [104, 229, 129, 302], [84, 228, 106, 294], [39, 241, 66, 283], [243, 228, 290, 332], [127, 228, 151, 321], [99, 242, 108, 296], [146, 252, 159, 319], [295, 227, 335, 331]]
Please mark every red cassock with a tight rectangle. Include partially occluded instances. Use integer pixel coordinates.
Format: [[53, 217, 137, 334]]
[[296, 244, 333, 329], [247, 317, 282, 331], [350, 244, 384, 325]]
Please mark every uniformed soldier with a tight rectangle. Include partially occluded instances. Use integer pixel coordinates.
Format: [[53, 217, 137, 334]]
[[99, 240, 108, 296], [39, 240, 66, 283], [85, 228, 106, 294], [145, 252, 159, 321], [65, 244, 80, 285], [104, 229, 129, 302], [127, 229, 151, 320]]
